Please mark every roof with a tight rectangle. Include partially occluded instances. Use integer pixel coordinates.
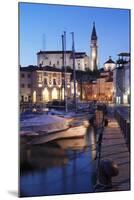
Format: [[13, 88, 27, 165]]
[[118, 52, 130, 57], [20, 65, 38, 71], [37, 50, 72, 55], [20, 65, 70, 73], [106, 77, 113, 82], [70, 52, 87, 59], [104, 56, 115, 64], [37, 50, 87, 58], [91, 22, 97, 41]]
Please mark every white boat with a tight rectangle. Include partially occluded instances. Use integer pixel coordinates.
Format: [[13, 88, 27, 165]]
[[21, 124, 87, 145]]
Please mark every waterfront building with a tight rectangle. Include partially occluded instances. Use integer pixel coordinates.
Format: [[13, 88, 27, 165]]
[[20, 65, 72, 103], [74, 69, 114, 103], [113, 52, 130, 104]]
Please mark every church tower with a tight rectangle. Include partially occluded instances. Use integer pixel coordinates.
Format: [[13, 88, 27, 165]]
[[90, 22, 98, 71]]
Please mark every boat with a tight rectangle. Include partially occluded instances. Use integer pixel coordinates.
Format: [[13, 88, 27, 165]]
[[20, 122, 87, 145]]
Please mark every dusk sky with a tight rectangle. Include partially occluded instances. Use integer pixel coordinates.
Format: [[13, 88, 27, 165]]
[[19, 2, 130, 68]]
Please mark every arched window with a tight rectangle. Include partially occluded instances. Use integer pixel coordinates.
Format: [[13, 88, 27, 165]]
[[42, 88, 49, 102], [52, 88, 58, 100]]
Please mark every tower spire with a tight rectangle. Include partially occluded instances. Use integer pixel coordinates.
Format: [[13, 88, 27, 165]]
[[91, 22, 97, 41], [90, 22, 98, 71]]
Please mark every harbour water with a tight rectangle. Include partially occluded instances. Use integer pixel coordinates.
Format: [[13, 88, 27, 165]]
[[20, 127, 97, 197]]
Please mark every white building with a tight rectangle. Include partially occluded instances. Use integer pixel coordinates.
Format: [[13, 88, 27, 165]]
[[37, 23, 98, 71], [104, 56, 116, 71], [113, 53, 130, 104], [37, 51, 89, 71]]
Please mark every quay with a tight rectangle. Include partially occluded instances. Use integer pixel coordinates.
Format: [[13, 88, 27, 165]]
[[96, 114, 130, 192]]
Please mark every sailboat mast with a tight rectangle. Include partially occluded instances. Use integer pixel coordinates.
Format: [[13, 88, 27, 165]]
[[71, 32, 77, 112], [63, 31, 68, 112]]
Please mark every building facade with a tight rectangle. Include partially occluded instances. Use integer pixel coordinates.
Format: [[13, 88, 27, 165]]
[[113, 53, 130, 104], [104, 56, 116, 71], [75, 70, 114, 103], [37, 51, 89, 71], [37, 23, 98, 72], [20, 66, 72, 103]]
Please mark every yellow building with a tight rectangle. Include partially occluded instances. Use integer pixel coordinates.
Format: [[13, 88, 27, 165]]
[[20, 65, 71, 103], [77, 70, 114, 103]]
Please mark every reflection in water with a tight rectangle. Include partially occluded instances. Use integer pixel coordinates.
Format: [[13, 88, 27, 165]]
[[90, 127, 97, 160], [20, 127, 95, 197]]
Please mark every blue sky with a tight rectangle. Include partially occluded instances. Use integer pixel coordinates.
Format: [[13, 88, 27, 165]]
[[19, 2, 130, 68]]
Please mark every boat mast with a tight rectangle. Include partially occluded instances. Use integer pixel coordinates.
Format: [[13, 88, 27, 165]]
[[61, 34, 64, 101], [71, 32, 77, 112], [63, 31, 68, 112]]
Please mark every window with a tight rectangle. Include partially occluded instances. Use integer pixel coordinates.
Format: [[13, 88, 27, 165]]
[[53, 73, 56, 77], [53, 64, 56, 67], [28, 96, 31, 102], [62, 79, 65, 85], [27, 84, 31, 88], [57, 61, 59, 65], [25, 96, 28, 101], [21, 73, 25, 78], [21, 84, 25, 88], [49, 61, 51, 65], [27, 74, 31, 78], [21, 96, 24, 102], [53, 79, 56, 85], [44, 78, 47, 85]]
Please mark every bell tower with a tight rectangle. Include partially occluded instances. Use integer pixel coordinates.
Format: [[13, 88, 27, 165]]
[[90, 22, 98, 71]]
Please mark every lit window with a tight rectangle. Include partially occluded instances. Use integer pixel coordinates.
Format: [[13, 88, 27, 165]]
[[38, 83, 42, 87], [52, 88, 58, 99], [33, 91, 36, 103]]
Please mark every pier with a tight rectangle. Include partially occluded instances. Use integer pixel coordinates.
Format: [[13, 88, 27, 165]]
[[95, 108, 130, 192]]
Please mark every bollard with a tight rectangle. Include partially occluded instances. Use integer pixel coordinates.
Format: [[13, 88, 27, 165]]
[[94, 159, 119, 190], [126, 121, 130, 151]]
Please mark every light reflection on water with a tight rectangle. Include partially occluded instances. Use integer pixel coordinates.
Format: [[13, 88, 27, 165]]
[[20, 127, 97, 197]]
